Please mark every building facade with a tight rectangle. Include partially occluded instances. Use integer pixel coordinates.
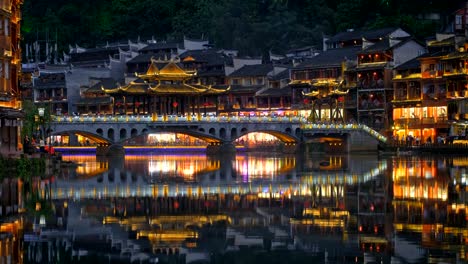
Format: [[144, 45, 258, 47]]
[[0, 0, 23, 156]]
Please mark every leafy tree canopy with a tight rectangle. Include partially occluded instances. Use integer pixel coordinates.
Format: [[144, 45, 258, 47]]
[[22, 0, 466, 56]]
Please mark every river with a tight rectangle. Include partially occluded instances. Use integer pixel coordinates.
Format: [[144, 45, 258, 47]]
[[21, 152, 468, 264]]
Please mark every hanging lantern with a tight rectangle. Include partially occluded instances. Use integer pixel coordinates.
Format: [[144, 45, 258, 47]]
[[172, 101, 178, 108], [303, 98, 310, 104]]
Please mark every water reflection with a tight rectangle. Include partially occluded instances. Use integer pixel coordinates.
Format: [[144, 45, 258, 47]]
[[16, 154, 468, 263]]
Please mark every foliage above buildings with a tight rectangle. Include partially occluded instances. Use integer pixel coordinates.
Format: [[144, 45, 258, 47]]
[[22, 0, 464, 56]]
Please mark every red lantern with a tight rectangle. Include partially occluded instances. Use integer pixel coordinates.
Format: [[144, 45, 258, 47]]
[[172, 101, 178, 108], [303, 98, 310, 104], [135, 102, 141, 107]]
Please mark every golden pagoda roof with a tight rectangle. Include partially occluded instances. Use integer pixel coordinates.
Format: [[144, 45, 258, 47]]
[[102, 80, 150, 95], [137, 60, 196, 80], [329, 89, 348, 96], [146, 61, 160, 75], [303, 90, 320, 98], [102, 79, 229, 95], [149, 83, 228, 95]]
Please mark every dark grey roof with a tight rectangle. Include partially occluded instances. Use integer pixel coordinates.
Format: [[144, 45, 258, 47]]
[[295, 47, 360, 69], [270, 69, 290, 81], [126, 53, 166, 64], [34, 72, 66, 89], [327, 27, 399, 43], [361, 37, 414, 54], [229, 84, 264, 93], [256, 86, 291, 97], [418, 50, 451, 59], [86, 78, 120, 93], [196, 69, 226, 77], [229, 64, 274, 78], [394, 57, 421, 70], [69, 47, 120, 64], [139, 42, 181, 52], [179, 49, 230, 66]]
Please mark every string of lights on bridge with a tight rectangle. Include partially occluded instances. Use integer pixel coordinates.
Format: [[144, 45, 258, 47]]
[[51, 115, 388, 143]]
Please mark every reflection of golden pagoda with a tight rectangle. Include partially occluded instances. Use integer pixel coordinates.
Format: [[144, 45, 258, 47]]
[[102, 59, 228, 117], [103, 214, 230, 250]]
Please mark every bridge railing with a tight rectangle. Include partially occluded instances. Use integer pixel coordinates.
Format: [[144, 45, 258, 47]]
[[51, 114, 306, 123], [301, 123, 387, 143], [51, 115, 387, 143]]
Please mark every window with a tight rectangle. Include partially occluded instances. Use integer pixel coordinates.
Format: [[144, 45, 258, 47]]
[[4, 61, 9, 79], [456, 15, 463, 29], [231, 79, 239, 85], [244, 79, 251, 86], [256, 78, 263, 85], [4, 18, 8, 36]]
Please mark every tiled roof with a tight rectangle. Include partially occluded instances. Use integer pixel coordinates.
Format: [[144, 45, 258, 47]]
[[270, 68, 290, 81], [394, 57, 421, 70], [34, 72, 66, 89], [256, 86, 291, 97], [228, 84, 264, 93], [139, 42, 181, 52], [327, 27, 399, 43], [86, 78, 120, 93], [360, 37, 414, 54], [69, 47, 120, 64], [229, 64, 274, 77], [295, 47, 360, 69], [179, 49, 231, 66], [127, 54, 155, 64], [418, 50, 450, 59]]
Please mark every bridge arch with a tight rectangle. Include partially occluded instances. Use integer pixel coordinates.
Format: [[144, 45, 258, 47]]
[[108, 128, 114, 142], [131, 128, 138, 137], [209, 127, 216, 136], [234, 130, 300, 143], [120, 128, 127, 140], [220, 128, 226, 140], [51, 130, 112, 145], [120, 129, 224, 145]]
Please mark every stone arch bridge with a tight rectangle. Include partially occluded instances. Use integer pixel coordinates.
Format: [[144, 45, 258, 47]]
[[50, 115, 387, 155]]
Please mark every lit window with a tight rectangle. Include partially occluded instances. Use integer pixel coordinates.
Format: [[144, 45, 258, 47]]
[[4, 61, 8, 79]]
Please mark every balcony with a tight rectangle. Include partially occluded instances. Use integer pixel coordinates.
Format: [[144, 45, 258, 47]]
[[0, 1, 11, 14], [421, 70, 443, 79], [0, 35, 11, 52], [444, 68, 468, 77]]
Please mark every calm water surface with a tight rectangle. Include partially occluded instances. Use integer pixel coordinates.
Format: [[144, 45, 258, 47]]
[[23, 152, 468, 264]]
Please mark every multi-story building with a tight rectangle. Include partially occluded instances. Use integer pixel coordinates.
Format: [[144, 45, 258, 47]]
[[391, 31, 468, 143], [353, 36, 426, 132], [32, 71, 68, 115], [289, 47, 359, 121], [0, 0, 23, 156], [224, 64, 289, 116]]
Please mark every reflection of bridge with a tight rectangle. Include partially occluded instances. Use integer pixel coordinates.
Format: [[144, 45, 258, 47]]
[[50, 115, 387, 153], [48, 161, 387, 200]]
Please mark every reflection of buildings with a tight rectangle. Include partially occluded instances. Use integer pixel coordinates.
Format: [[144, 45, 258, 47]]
[[0, 0, 23, 156], [0, 178, 23, 264], [391, 156, 468, 263], [28, 153, 395, 263]]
